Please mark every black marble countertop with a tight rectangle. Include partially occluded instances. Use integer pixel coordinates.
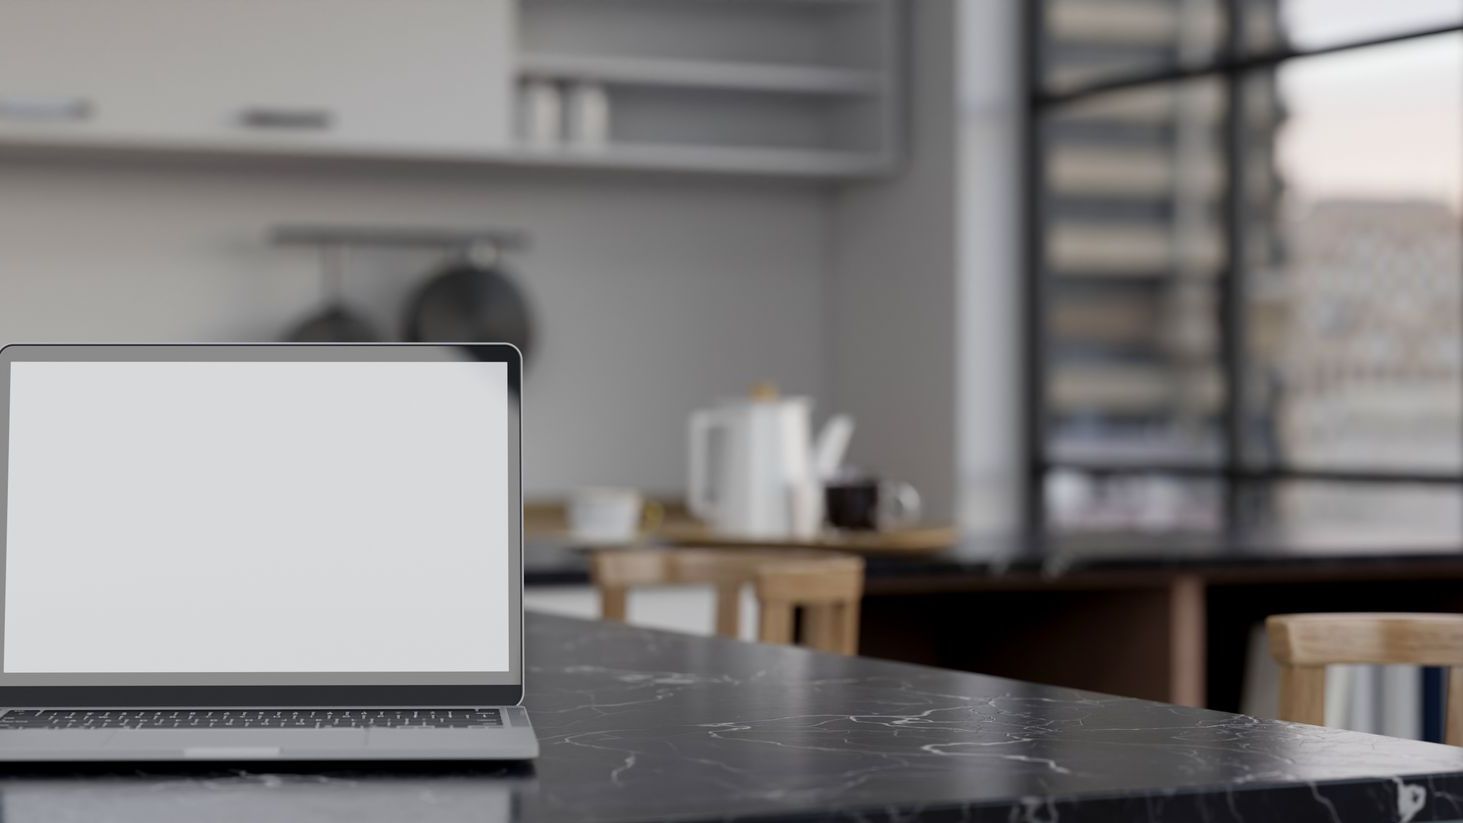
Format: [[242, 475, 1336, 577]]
[[526, 525, 1463, 587], [8, 613, 1463, 822]]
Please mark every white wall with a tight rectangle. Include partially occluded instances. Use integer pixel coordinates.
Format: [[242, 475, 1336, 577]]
[[827, 0, 1024, 529], [0, 160, 828, 496], [827, 0, 961, 522]]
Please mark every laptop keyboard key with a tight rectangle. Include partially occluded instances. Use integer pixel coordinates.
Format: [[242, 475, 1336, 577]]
[[0, 709, 502, 730]]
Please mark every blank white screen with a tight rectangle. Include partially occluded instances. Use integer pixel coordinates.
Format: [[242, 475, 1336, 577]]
[[3, 360, 510, 674]]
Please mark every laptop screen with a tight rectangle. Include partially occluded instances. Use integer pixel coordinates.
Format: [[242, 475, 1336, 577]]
[[0, 349, 519, 688]]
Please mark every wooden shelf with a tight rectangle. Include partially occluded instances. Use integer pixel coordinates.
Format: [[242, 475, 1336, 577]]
[[518, 54, 885, 96]]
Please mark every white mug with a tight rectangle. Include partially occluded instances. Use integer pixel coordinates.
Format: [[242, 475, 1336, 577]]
[[565, 81, 611, 149], [519, 79, 563, 148], [568, 488, 661, 544]]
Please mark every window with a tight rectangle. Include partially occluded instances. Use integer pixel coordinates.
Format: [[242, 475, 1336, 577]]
[[1026, 0, 1463, 537]]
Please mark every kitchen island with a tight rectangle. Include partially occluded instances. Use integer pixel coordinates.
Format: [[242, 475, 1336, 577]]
[[527, 525, 1463, 710], [6, 613, 1463, 822]]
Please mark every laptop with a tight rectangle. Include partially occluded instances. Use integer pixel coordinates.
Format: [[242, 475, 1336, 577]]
[[0, 343, 538, 761]]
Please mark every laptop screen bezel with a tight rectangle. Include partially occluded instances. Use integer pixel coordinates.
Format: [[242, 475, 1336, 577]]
[[0, 343, 524, 708]]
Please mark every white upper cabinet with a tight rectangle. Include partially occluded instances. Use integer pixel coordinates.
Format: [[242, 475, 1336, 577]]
[[0, 0, 901, 178], [0, 0, 513, 153]]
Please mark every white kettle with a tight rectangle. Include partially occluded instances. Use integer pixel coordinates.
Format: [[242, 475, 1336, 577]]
[[687, 385, 854, 539]]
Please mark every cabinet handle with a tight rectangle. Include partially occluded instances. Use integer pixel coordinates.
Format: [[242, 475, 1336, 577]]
[[239, 107, 333, 131], [0, 95, 92, 122]]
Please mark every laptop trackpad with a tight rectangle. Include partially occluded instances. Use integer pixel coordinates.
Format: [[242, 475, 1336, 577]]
[[106, 729, 368, 752]]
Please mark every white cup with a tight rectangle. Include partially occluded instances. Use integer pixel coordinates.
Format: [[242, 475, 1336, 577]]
[[568, 488, 659, 544], [565, 81, 611, 149], [519, 79, 563, 148]]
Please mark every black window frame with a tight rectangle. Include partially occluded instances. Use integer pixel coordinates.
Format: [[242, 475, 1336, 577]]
[[1022, 1, 1463, 530]]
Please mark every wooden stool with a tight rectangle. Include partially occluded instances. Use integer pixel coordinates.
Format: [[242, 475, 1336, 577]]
[[590, 548, 865, 654], [755, 556, 864, 655], [1267, 613, 1463, 744], [591, 548, 766, 638]]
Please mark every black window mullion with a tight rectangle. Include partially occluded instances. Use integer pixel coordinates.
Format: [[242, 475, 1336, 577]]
[[1042, 461, 1463, 486], [1038, 22, 1463, 108], [1022, 0, 1049, 532], [1220, 0, 1249, 524]]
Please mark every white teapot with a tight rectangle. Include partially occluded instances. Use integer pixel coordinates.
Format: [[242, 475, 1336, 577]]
[[687, 384, 853, 539]]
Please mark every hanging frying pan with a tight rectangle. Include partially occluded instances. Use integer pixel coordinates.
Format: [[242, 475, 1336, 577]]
[[283, 245, 383, 343], [285, 305, 381, 343], [404, 247, 535, 364]]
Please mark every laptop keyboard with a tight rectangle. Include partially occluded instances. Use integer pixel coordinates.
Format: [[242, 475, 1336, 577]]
[[0, 709, 502, 730]]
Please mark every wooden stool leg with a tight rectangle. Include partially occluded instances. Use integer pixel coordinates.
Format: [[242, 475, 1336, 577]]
[[804, 605, 838, 653], [759, 600, 795, 646], [1278, 664, 1327, 727], [790, 604, 860, 655], [840, 601, 860, 655], [1447, 666, 1463, 746], [714, 582, 742, 639], [601, 586, 628, 623]]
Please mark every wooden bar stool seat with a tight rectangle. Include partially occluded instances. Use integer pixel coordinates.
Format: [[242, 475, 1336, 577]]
[[590, 548, 865, 655], [1267, 613, 1463, 744]]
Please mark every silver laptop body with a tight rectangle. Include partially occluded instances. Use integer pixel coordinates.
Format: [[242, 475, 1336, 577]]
[[0, 343, 537, 761]]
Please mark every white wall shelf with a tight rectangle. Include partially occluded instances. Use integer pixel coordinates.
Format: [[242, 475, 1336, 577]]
[[512, 0, 902, 176], [518, 54, 885, 96], [509, 142, 893, 176], [0, 131, 891, 180]]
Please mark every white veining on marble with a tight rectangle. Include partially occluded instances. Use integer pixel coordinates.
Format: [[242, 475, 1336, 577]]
[[1394, 776, 1428, 822]]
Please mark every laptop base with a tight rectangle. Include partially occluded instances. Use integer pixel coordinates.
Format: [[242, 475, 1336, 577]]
[[0, 706, 538, 761]]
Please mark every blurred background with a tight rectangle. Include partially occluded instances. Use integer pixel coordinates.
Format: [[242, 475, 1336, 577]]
[[0, 0, 967, 522], [1, 0, 1460, 742], [2, 0, 1457, 540]]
